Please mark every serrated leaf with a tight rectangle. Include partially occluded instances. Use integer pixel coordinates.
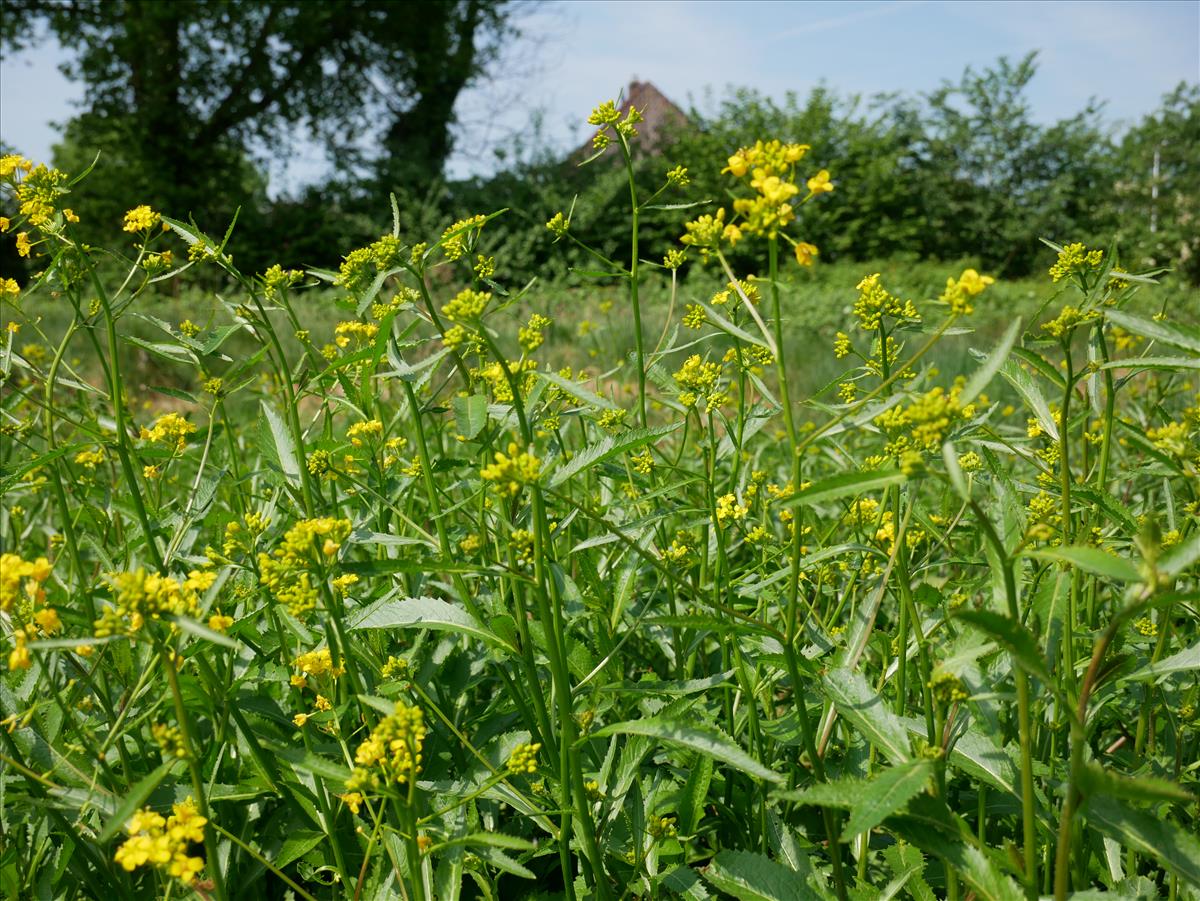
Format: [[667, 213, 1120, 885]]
[[453, 394, 489, 440], [589, 717, 781, 783], [1085, 795, 1200, 888], [1028, 546, 1141, 582], [261, 401, 301, 487], [1001, 358, 1058, 441], [842, 759, 934, 837], [822, 668, 911, 762], [962, 318, 1022, 405], [701, 850, 816, 901], [954, 609, 1052, 684], [1120, 640, 1199, 683], [536, 370, 618, 410], [1105, 310, 1200, 354], [98, 759, 180, 843], [549, 424, 680, 487], [275, 830, 325, 869], [1097, 355, 1200, 372], [350, 596, 511, 650]]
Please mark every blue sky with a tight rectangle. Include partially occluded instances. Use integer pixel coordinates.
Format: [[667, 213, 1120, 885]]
[[2, 0, 1197, 191]]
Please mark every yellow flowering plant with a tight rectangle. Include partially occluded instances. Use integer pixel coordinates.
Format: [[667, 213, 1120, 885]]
[[0, 117, 1196, 901]]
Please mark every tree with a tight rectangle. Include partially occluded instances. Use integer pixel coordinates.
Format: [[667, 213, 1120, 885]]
[[1111, 83, 1200, 284], [2, 0, 517, 258], [915, 53, 1118, 276]]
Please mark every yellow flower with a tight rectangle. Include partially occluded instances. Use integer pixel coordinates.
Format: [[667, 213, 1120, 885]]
[[1, 278, 19, 297], [794, 242, 818, 266], [806, 169, 834, 194], [507, 741, 541, 774], [15, 233, 31, 257], [293, 713, 310, 727], [208, 614, 234, 632], [123, 205, 160, 233]]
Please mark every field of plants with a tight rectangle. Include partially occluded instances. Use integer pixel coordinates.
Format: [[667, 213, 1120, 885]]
[[1, 100, 1198, 901]]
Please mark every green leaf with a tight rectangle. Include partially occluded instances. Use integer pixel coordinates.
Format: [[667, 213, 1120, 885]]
[[1028, 546, 1141, 582], [261, 401, 301, 487], [779, 470, 907, 509], [1085, 795, 1200, 888], [822, 668, 911, 762], [1105, 310, 1200, 355], [1000, 358, 1058, 441], [589, 717, 782, 783], [536, 370, 618, 410], [452, 394, 489, 440], [350, 596, 512, 650], [1120, 640, 1199, 683], [549, 424, 680, 487], [167, 615, 239, 650], [962, 318, 1022, 405], [701, 850, 816, 901], [954, 609, 1053, 685], [1078, 762, 1194, 805], [1160, 529, 1200, 576], [843, 759, 934, 837], [275, 830, 325, 869], [678, 754, 714, 836], [98, 759, 180, 843], [1097, 355, 1200, 372]]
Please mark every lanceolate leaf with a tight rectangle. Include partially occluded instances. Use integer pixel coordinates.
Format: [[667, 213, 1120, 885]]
[[701, 850, 817, 901], [1000, 358, 1058, 441], [1028, 546, 1141, 583], [261, 400, 301, 487], [549, 423, 680, 487], [962, 318, 1022, 405], [350, 596, 513, 650], [954, 609, 1053, 685], [780, 470, 907, 509], [842, 759, 934, 837], [1085, 796, 1200, 888], [589, 717, 782, 783], [822, 668, 911, 762], [1105, 310, 1200, 355]]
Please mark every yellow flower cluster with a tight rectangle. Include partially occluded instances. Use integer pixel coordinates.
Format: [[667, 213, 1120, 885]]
[[1049, 242, 1103, 282], [519, 313, 551, 352], [672, 354, 724, 408], [507, 741, 541, 774], [348, 419, 384, 447], [2, 553, 58, 670], [262, 263, 303, 298], [679, 208, 738, 259], [874, 384, 973, 457], [346, 700, 427, 792], [716, 139, 829, 250], [940, 268, 995, 316], [442, 288, 491, 322], [122, 206, 160, 233], [1041, 305, 1098, 338], [257, 518, 351, 618], [294, 647, 345, 679], [587, 99, 643, 151], [114, 799, 206, 885], [853, 274, 919, 331], [715, 493, 748, 524], [94, 568, 215, 638], [1147, 421, 1189, 458], [335, 234, 406, 293], [473, 359, 537, 403], [74, 447, 106, 469], [140, 412, 197, 453], [481, 444, 542, 495], [7, 160, 68, 227], [334, 320, 379, 349], [441, 215, 487, 261]]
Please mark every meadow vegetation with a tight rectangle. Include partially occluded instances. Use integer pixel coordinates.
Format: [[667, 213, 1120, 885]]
[[1, 97, 1198, 901]]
